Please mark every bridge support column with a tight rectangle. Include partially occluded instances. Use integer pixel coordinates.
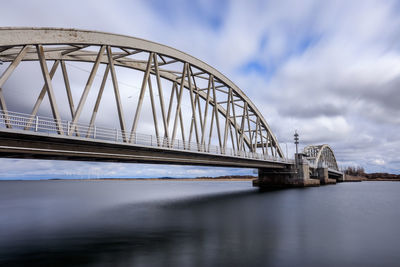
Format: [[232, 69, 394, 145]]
[[337, 173, 345, 182], [253, 154, 319, 188], [317, 167, 336, 185], [294, 153, 320, 187]]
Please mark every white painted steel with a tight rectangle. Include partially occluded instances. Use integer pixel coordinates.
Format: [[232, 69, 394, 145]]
[[0, 27, 284, 158], [0, 109, 293, 164], [303, 144, 339, 171]]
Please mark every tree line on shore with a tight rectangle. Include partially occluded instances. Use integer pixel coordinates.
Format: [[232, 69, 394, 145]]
[[342, 166, 400, 179]]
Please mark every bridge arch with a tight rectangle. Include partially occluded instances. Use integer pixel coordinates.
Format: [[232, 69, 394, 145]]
[[0, 27, 284, 159], [303, 144, 339, 171]]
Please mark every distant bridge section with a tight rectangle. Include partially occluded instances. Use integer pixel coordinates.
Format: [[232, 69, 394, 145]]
[[303, 144, 343, 183], [303, 144, 339, 171], [255, 144, 343, 188]]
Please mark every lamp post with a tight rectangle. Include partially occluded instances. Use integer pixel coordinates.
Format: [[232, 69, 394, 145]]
[[294, 130, 299, 155], [294, 130, 300, 168]]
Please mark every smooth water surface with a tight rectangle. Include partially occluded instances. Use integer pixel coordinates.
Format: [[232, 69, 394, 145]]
[[0, 180, 399, 266]]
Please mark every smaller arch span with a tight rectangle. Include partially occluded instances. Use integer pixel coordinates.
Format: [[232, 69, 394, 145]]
[[303, 144, 339, 171]]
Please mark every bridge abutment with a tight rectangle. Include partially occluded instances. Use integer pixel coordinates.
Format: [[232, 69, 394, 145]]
[[253, 154, 320, 188]]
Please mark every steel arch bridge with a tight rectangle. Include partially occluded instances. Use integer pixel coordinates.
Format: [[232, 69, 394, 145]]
[[0, 27, 287, 168], [303, 144, 339, 171]]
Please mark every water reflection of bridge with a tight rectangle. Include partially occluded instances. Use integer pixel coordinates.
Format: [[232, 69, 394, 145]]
[[0, 28, 343, 187]]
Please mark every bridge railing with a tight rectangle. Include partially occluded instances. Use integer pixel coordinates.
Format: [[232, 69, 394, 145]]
[[0, 110, 293, 164]]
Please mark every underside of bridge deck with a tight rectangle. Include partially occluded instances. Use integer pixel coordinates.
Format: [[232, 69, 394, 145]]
[[0, 130, 287, 169]]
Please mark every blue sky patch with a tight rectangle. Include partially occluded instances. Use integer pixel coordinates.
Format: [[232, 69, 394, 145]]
[[147, 0, 228, 31]]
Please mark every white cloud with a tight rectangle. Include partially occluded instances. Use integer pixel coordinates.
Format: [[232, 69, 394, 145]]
[[373, 159, 385, 166]]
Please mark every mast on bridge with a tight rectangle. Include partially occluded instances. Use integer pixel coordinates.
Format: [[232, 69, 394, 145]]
[[294, 130, 299, 155]]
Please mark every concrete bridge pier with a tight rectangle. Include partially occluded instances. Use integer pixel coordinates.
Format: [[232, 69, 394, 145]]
[[336, 174, 345, 182], [253, 154, 320, 188], [317, 167, 336, 185]]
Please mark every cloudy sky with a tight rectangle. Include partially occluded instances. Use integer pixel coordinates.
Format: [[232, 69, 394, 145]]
[[0, 0, 399, 178]]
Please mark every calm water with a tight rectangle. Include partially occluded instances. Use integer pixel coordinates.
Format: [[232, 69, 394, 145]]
[[0, 180, 399, 267]]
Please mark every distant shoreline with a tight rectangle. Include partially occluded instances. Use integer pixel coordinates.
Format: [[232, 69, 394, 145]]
[[362, 178, 400, 181], [48, 177, 256, 181], [0, 176, 257, 181], [344, 174, 400, 182]]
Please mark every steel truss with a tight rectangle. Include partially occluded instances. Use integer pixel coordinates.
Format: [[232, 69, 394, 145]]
[[0, 28, 284, 159], [303, 144, 339, 171]]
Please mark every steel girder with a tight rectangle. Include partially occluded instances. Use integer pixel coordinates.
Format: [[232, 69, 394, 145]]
[[0, 27, 284, 158], [303, 144, 339, 171]]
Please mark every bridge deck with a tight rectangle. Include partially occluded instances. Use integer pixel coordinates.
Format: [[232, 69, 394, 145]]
[[0, 128, 289, 169]]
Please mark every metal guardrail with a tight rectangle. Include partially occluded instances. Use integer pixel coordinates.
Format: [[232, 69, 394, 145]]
[[0, 110, 294, 164]]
